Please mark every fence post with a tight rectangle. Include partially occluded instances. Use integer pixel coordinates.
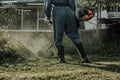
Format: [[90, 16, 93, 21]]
[[21, 8, 24, 30], [37, 8, 39, 30]]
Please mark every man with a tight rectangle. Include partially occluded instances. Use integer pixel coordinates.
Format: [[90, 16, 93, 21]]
[[44, 0, 90, 63]]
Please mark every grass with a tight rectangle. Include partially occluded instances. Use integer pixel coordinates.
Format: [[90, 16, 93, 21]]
[[0, 54, 120, 80], [0, 32, 120, 80]]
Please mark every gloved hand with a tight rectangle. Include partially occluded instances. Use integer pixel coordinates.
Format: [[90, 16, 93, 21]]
[[44, 17, 52, 24]]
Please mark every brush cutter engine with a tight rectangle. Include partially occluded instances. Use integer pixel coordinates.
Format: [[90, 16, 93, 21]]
[[78, 5, 95, 21]]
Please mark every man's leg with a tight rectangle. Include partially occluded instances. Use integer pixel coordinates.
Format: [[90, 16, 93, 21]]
[[66, 32, 90, 63], [53, 12, 66, 63], [65, 13, 90, 63], [56, 46, 66, 63], [75, 43, 90, 63]]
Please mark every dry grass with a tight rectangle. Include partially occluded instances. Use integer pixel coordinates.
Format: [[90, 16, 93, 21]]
[[0, 54, 120, 80], [0, 32, 120, 80]]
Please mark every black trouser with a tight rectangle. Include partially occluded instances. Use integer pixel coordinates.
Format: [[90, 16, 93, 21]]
[[56, 46, 65, 63], [75, 43, 88, 59]]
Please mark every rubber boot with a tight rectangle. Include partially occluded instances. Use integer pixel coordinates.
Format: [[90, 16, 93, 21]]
[[75, 43, 90, 63], [56, 46, 66, 63]]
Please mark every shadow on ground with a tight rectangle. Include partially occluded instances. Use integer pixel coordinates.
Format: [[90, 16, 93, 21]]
[[65, 53, 120, 73]]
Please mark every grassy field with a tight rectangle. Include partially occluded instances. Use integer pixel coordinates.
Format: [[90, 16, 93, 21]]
[[0, 32, 120, 80], [0, 54, 120, 80]]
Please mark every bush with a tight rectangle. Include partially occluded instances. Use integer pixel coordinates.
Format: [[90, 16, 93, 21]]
[[0, 31, 36, 63]]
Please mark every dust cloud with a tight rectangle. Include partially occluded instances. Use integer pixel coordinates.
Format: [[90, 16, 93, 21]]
[[8, 33, 53, 57]]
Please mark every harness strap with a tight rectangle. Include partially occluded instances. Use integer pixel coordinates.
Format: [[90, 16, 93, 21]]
[[52, 0, 68, 6], [53, 3, 67, 6]]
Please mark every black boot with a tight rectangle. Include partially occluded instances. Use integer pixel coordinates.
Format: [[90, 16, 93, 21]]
[[75, 43, 90, 63], [56, 46, 66, 63]]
